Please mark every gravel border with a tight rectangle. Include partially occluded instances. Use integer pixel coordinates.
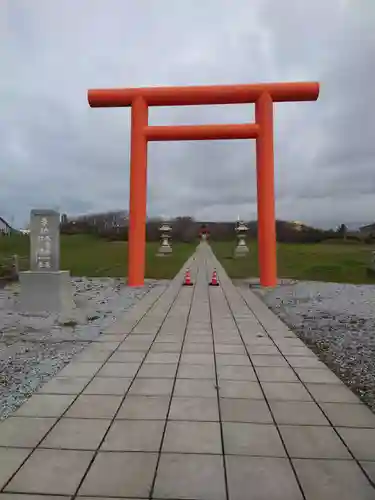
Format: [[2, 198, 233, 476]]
[[248, 281, 375, 412], [0, 278, 166, 419]]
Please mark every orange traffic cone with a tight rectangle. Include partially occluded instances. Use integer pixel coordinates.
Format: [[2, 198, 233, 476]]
[[209, 269, 220, 286], [183, 269, 193, 286]]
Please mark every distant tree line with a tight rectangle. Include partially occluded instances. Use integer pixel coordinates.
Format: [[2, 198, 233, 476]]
[[59, 213, 375, 244]]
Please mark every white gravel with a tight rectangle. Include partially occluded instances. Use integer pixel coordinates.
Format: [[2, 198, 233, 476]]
[[0, 277, 165, 419], [254, 281, 375, 411]]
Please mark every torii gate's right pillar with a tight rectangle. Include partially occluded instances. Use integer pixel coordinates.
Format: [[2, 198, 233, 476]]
[[256, 92, 277, 287]]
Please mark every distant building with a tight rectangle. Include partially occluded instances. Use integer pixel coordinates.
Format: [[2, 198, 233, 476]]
[[359, 223, 375, 236], [0, 217, 13, 235]]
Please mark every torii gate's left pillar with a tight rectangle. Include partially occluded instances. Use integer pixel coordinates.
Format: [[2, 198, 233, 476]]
[[128, 96, 148, 286]]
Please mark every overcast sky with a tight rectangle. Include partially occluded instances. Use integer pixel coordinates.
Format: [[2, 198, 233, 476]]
[[1, 0, 374, 229]]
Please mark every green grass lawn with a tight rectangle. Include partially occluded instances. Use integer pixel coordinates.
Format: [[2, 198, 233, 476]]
[[0, 234, 196, 279], [210, 240, 375, 284], [2, 234, 374, 283]]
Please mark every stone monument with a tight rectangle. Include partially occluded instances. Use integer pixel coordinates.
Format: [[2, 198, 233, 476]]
[[234, 219, 249, 257], [18, 209, 74, 313], [157, 222, 172, 256]]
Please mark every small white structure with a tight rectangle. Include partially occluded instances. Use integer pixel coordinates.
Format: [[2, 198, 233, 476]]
[[18, 209, 74, 314], [157, 222, 173, 256], [234, 219, 249, 257]]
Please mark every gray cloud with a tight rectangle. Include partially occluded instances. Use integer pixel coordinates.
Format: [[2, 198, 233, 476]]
[[1, 0, 374, 229]]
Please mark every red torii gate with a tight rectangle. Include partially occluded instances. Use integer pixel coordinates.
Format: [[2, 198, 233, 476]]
[[87, 82, 319, 287]]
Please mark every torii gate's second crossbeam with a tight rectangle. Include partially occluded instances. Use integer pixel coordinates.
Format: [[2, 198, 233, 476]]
[[87, 82, 320, 287]]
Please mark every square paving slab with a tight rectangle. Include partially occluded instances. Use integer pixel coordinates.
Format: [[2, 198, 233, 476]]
[[177, 363, 215, 379], [306, 382, 360, 403], [108, 351, 146, 362], [14, 394, 76, 418], [337, 427, 375, 460], [78, 451, 158, 498], [220, 398, 273, 423], [174, 378, 217, 397], [5, 449, 93, 495], [137, 363, 178, 378], [82, 377, 132, 395], [37, 377, 90, 394], [162, 421, 222, 454], [261, 382, 312, 401], [293, 458, 375, 500], [0, 417, 56, 448], [128, 377, 174, 396], [64, 395, 122, 419], [226, 455, 303, 500], [279, 425, 351, 459], [269, 400, 329, 426], [153, 453, 226, 500], [320, 402, 375, 427], [116, 395, 170, 420], [145, 352, 180, 364], [97, 362, 140, 378], [223, 422, 285, 457], [0, 448, 31, 490], [255, 366, 299, 382], [58, 362, 103, 378], [169, 396, 219, 421], [219, 380, 263, 399], [101, 419, 164, 451], [217, 364, 256, 380], [40, 418, 110, 450]]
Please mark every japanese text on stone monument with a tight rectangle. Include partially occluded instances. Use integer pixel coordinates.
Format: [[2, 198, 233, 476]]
[[36, 217, 52, 269]]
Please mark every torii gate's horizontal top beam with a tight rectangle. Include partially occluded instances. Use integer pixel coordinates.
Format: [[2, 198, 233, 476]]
[[88, 82, 319, 108]]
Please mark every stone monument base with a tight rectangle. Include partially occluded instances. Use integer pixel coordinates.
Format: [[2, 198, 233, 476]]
[[234, 245, 249, 258], [157, 246, 172, 257], [18, 270, 75, 314]]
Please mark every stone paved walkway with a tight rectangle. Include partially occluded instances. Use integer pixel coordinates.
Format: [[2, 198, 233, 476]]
[[0, 243, 375, 499]]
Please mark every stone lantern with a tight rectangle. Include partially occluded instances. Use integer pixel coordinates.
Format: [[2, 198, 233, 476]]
[[157, 221, 172, 256], [234, 219, 249, 257]]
